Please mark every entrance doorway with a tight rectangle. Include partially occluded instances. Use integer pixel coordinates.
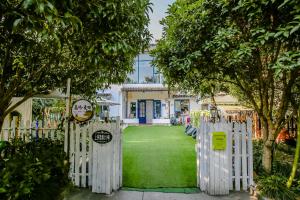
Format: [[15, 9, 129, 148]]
[[138, 100, 146, 124]]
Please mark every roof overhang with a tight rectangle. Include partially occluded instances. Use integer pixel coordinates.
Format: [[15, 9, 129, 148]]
[[121, 84, 168, 92]]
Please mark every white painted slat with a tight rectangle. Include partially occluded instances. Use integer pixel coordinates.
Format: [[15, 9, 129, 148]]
[[69, 122, 75, 182], [64, 121, 68, 153], [214, 122, 219, 195], [241, 123, 247, 191], [197, 117, 205, 191], [209, 123, 215, 195], [204, 119, 210, 193], [228, 122, 233, 190], [118, 118, 122, 188], [75, 124, 81, 186], [247, 118, 254, 186], [197, 126, 200, 188], [88, 123, 93, 187], [107, 139, 112, 194], [119, 123, 123, 188], [198, 118, 202, 190], [82, 125, 87, 187], [221, 121, 229, 195], [92, 140, 99, 192], [234, 123, 241, 191]]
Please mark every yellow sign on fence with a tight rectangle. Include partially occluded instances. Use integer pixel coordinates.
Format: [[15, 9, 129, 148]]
[[212, 132, 227, 150]]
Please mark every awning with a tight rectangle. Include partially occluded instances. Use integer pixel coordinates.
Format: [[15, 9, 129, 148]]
[[121, 84, 168, 91], [218, 105, 253, 113], [96, 99, 120, 106]]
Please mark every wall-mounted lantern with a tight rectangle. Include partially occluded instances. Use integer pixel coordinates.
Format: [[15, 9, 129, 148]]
[[210, 105, 219, 123]]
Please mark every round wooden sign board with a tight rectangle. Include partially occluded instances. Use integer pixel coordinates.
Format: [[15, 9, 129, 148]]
[[72, 99, 93, 122]]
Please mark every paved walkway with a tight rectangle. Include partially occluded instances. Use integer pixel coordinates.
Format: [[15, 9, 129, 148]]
[[65, 189, 257, 200]]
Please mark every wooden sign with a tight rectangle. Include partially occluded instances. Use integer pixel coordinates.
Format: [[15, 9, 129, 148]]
[[72, 99, 93, 122], [92, 130, 113, 144], [212, 132, 226, 150]]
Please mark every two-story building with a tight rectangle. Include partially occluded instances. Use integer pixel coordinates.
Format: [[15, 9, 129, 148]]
[[98, 49, 201, 125]]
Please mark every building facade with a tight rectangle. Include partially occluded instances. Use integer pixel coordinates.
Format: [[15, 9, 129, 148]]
[[98, 51, 201, 125]]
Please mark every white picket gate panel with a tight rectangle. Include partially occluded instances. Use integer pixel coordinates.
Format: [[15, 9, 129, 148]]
[[197, 117, 253, 195], [67, 118, 122, 194]]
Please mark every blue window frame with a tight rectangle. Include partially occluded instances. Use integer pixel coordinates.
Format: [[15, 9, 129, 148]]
[[153, 100, 161, 119]]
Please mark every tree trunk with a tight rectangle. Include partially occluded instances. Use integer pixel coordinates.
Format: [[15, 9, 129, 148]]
[[262, 141, 274, 173], [0, 101, 11, 130], [287, 109, 300, 188], [0, 115, 4, 132], [261, 120, 274, 173]]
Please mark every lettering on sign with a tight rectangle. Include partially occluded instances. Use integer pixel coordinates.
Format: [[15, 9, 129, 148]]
[[212, 132, 227, 150], [72, 99, 93, 122], [92, 130, 113, 144]]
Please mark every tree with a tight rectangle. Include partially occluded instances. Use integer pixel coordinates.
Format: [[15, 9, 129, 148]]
[[152, 0, 300, 173], [0, 0, 151, 129]]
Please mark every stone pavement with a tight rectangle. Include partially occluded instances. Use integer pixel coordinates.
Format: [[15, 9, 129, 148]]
[[65, 189, 257, 200]]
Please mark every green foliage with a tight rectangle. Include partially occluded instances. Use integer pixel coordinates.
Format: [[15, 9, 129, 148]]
[[256, 175, 297, 200], [153, 0, 300, 173], [253, 139, 300, 198], [190, 111, 209, 127], [0, 139, 70, 200], [0, 0, 152, 126], [253, 140, 264, 174], [32, 98, 65, 120], [190, 111, 200, 127]]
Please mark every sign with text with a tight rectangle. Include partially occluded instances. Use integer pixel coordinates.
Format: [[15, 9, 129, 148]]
[[72, 99, 93, 122], [212, 132, 227, 150], [92, 130, 113, 144]]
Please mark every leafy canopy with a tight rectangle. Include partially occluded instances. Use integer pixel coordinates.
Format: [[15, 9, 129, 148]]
[[153, 0, 300, 134], [0, 0, 151, 118]]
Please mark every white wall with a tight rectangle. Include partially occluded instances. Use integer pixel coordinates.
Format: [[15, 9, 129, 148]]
[[127, 91, 169, 100], [3, 98, 33, 127], [190, 98, 201, 112]]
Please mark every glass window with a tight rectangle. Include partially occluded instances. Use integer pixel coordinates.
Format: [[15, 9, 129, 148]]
[[153, 100, 161, 119], [130, 102, 136, 118], [138, 53, 153, 83], [139, 101, 146, 117], [174, 100, 189, 118], [126, 53, 163, 84]]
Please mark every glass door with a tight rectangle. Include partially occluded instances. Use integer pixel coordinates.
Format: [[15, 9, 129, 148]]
[[138, 100, 146, 124]]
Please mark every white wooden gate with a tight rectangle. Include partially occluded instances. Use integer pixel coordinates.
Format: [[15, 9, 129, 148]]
[[66, 118, 122, 194], [197, 117, 253, 195]]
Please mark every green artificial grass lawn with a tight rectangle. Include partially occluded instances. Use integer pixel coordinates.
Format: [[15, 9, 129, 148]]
[[123, 126, 197, 189]]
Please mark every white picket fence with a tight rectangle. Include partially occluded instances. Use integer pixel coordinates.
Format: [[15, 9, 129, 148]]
[[197, 117, 253, 195], [1, 116, 122, 195], [67, 118, 122, 194], [0, 116, 63, 141]]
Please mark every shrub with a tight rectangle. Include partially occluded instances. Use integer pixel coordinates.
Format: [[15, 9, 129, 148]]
[[253, 139, 264, 175], [0, 139, 70, 200], [256, 175, 297, 200]]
